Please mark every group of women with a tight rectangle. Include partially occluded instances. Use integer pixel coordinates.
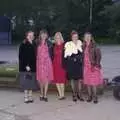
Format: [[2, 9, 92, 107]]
[[19, 29, 103, 104]]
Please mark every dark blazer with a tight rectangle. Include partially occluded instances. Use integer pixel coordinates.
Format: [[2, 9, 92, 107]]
[[47, 40, 53, 60], [19, 41, 36, 72], [83, 41, 102, 68]]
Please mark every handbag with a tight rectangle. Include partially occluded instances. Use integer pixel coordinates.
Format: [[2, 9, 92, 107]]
[[24, 72, 32, 80]]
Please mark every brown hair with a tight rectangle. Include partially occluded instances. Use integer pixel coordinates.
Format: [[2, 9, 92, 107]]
[[84, 32, 96, 47], [71, 30, 78, 37], [23, 31, 34, 43], [82, 32, 96, 51], [36, 29, 48, 46]]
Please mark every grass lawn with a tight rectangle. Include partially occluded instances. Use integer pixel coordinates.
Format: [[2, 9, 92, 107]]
[[0, 64, 19, 87], [0, 64, 18, 78]]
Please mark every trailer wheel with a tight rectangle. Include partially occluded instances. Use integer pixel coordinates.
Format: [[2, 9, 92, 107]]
[[113, 86, 120, 100]]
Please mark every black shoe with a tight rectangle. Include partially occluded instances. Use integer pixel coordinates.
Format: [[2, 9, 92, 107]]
[[40, 96, 44, 101], [73, 96, 77, 102], [24, 100, 29, 104], [62, 96, 66, 100], [29, 99, 34, 103], [87, 96, 92, 102], [24, 97, 29, 104], [44, 97, 48, 102], [93, 97, 98, 104], [77, 94, 84, 102], [59, 97, 66, 100]]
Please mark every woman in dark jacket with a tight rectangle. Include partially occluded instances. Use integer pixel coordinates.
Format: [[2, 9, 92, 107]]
[[64, 31, 84, 102], [19, 31, 36, 103], [83, 32, 103, 104]]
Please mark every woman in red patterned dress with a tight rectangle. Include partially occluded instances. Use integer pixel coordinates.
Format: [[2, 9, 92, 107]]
[[83, 32, 103, 104], [36, 30, 53, 102], [53, 32, 67, 100]]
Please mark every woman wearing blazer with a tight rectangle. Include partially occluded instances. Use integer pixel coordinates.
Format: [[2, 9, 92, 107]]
[[19, 31, 36, 103], [64, 31, 84, 102], [83, 32, 103, 104]]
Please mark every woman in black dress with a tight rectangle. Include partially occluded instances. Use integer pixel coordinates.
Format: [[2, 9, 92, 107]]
[[64, 31, 84, 102], [19, 31, 37, 103]]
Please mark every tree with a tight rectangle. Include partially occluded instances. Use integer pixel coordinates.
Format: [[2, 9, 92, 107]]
[[0, 0, 114, 40]]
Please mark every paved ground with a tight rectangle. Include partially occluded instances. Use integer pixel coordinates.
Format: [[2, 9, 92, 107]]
[[0, 45, 120, 120], [0, 45, 120, 80], [101, 45, 120, 80], [0, 89, 120, 120]]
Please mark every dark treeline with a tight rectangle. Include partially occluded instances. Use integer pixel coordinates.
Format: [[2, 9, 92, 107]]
[[0, 0, 120, 43]]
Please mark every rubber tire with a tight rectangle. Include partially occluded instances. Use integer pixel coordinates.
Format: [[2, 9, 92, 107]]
[[113, 86, 120, 100]]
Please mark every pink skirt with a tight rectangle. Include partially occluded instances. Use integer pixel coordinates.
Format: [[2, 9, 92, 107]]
[[84, 65, 103, 86], [36, 58, 53, 84]]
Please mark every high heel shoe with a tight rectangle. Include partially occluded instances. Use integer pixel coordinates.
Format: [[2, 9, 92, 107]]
[[93, 96, 98, 104], [86, 95, 92, 102], [44, 97, 48, 102], [29, 99, 34, 103], [77, 94, 84, 102], [73, 95, 77, 102], [40, 96, 44, 101], [58, 96, 66, 100]]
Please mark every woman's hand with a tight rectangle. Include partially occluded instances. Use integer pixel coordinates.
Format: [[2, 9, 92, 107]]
[[26, 66, 31, 71], [96, 64, 101, 69]]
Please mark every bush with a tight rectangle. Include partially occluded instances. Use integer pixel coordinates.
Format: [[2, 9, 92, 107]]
[[0, 65, 18, 78], [96, 37, 119, 44]]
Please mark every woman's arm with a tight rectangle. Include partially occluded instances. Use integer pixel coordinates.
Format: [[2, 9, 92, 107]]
[[96, 48, 102, 68]]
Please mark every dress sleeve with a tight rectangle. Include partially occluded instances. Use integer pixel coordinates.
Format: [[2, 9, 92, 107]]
[[19, 43, 23, 63], [96, 48, 102, 66], [18, 43, 25, 71]]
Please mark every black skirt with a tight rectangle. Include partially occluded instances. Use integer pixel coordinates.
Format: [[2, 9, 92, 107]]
[[66, 52, 83, 80], [19, 72, 39, 90]]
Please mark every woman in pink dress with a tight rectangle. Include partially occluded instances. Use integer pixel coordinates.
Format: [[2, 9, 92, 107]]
[[36, 29, 53, 102], [83, 32, 103, 104], [53, 32, 67, 100]]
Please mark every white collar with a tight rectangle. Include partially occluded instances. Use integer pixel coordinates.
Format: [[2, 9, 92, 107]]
[[64, 40, 82, 58]]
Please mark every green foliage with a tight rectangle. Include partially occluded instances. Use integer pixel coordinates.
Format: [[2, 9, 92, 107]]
[[106, 2, 120, 43], [0, 65, 18, 77], [1, 0, 120, 43], [96, 37, 118, 44]]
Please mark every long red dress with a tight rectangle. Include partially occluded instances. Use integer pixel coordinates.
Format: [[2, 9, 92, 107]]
[[53, 44, 67, 84]]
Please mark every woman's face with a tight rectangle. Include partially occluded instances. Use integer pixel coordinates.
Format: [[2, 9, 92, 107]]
[[27, 32, 34, 41], [41, 33, 48, 41], [84, 34, 91, 44], [55, 34, 63, 45], [72, 34, 79, 42]]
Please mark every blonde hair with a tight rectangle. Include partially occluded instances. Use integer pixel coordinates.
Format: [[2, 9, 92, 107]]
[[54, 32, 64, 44]]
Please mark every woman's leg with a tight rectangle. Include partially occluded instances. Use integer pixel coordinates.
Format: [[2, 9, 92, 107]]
[[44, 82, 49, 102], [71, 80, 77, 101], [87, 86, 92, 102], [56, 83, 62, 98], [24, 90, 29, 103], [77, 80, 84, 101], [61, 83, 65, 98], [28, 90, 33, 102], [92, 86, 98, 104], [38, 81, 44, 100], [71, 80, 76, 96]]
